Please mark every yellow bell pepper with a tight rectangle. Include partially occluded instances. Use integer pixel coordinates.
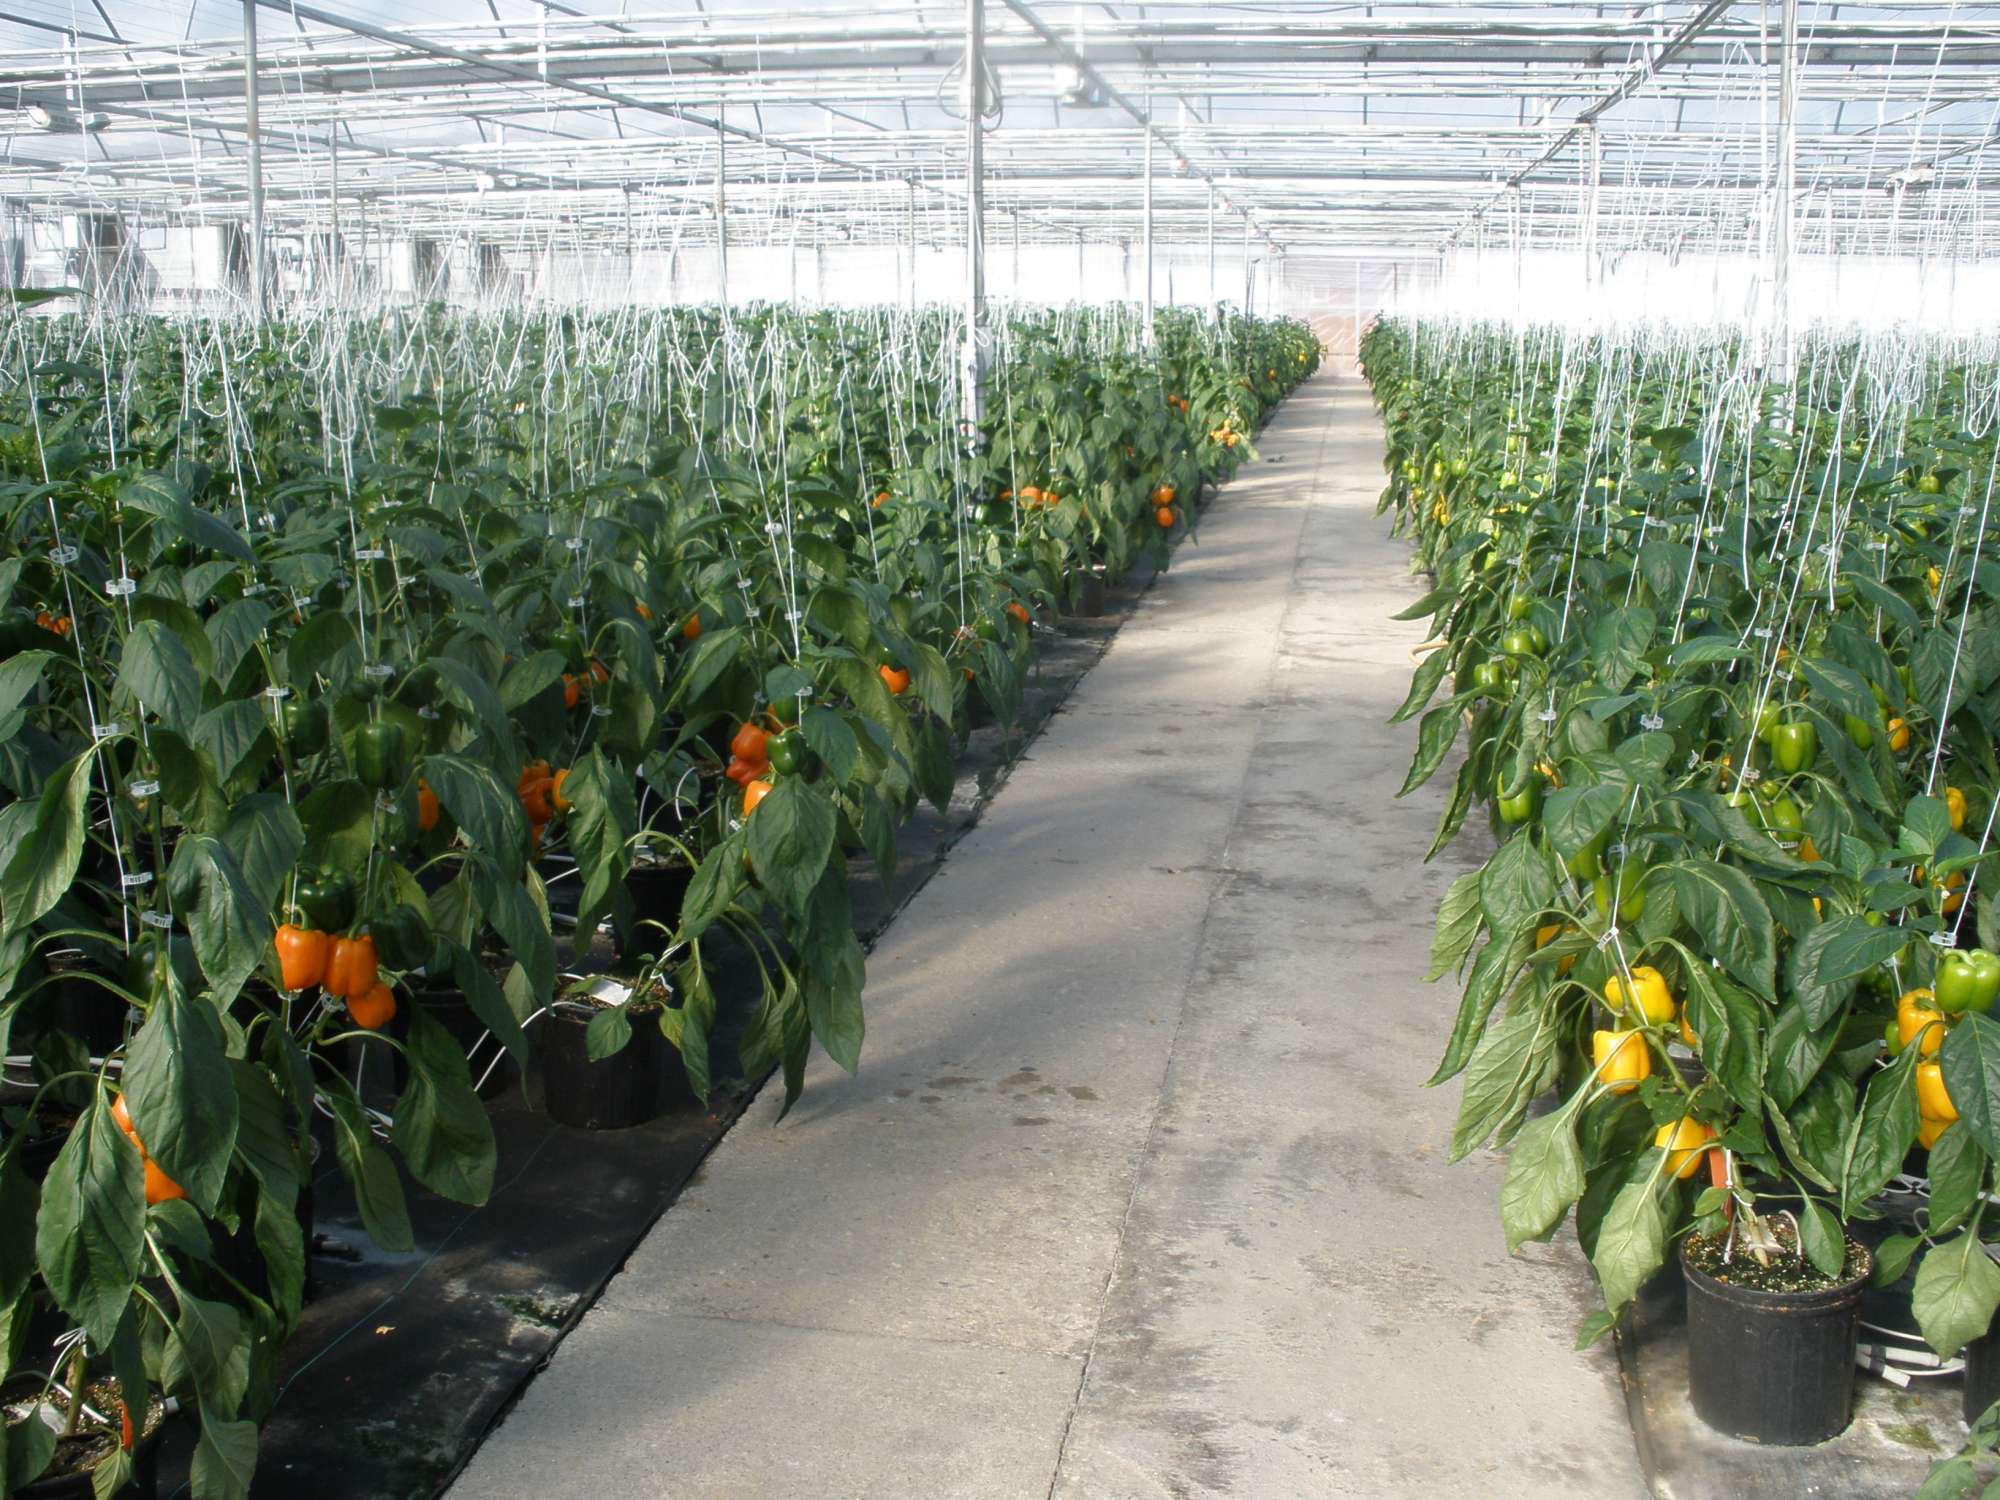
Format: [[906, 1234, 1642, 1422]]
[[1592, 1029, 1652, 1095], [1917, 1061, 1959, 1123], [1605, 965, 1675, 1026], [1654, 1117, 1717, 1180]]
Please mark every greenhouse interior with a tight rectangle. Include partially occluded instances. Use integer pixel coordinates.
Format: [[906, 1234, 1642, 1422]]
[[0, 1, 1998, 1497]]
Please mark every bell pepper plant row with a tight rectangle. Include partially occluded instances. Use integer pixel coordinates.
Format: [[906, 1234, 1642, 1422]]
[[0, 300, 1320, 1497], [1366, 318, 2000, 1355]]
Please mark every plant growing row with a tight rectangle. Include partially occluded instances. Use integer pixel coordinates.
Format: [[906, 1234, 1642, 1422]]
[[0, 299, 1319, 1496], [1368, 317, 2000, 1442]]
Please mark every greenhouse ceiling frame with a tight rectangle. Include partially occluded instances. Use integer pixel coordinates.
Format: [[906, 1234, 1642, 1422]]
[[0, 1, 1995, 277]]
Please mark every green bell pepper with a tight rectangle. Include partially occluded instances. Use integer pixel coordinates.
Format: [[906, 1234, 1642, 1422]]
[[1936, 949, 2000, 1015], [354, 720, 410, 790], [1770, 721, 1817, 774]]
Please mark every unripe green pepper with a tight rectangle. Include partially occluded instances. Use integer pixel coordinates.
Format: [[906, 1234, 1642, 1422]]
[[353, 720, 410, 789], [766, 729, 813, 776], [293, 868, 356, 932], [371, 903, 435, 971], [1936, 950, 2000, 1015], [1593, 864, 1648, 925], [1842, 712, 1876, 750], [1495, 774, 1539, 825], [1770, 721, 1817, 774], [282, 697, 327, 755], [1566, 831, 1607, 882]]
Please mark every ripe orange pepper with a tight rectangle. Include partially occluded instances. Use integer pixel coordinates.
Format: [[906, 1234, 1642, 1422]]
[[324, 934, 379, 1001], [348, 982, 397, 1031], [416, 780, 441, 833], [879, 665, 911, 696], [111, 1095, 186, 1205], [520, 776, 555, 825], [274, 923, 331, 991]]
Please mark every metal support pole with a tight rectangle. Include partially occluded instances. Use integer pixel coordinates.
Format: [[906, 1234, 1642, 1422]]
[[1206, 185, 1217, 313], [243, 0, 265, 322], [959, 0, 987, 435], [714, 122, 728, 312], [1141, 107, 1155, 346], [905, 180, 917, 313], [1773, 0, 1799, 386], [1583, 124, 1601, 294], [1011, 213, 1020, 300], [327, 128, 338, 299], [1241, 214, 1252, 313], [1076, 233, 1085, 299]]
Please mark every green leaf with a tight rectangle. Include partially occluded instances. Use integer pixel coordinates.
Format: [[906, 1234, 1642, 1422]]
[[325, 1088, 413, 1253], [1668, 635, 1749, 668], [1913, 1229, 2000, 1358], [1389, 646, 1452, 725], [1824, 916, 1912, 1000], [563, 749, 637, 947], [1500, 1109, 1585, 1252], [34, 1094, 143, 1347], [1943, 1012, 2000, 1162], [166, 1290, 247, 1413], [1785, 918, 1863, 1028], [167, 834, 274, 1005], [678, 837, 746, 942], [1543, 783, 1625, 862], [1397, 704, 1460, 798], [285, 610, 359, 686], [424, 754, 529, 879], [800, 706, 860, 785], [498, 649, 568, 711], [1873, 1232, 1923, 1287], [1798, 1198, 1847, 1280], [1667, 860, 1776, 993], [1591, 1176, 1667, 1314], [221, 794, 305, 901], [429, 655, 517, 756], [747, 777, 837, 914], [1681, 964, 1766, 1111], [5, 1404, 55, 1491], [123, 985, 238, 1212], [120, 470, 256, 565], [1390, 584, 1454, 622], [1927, 1123, 1984, 1235], [1450, 990, 1560, 1161], [392, 1010, 497, 1205], [116, 619, 202, 735], [1426, 870, 1484, 982], [190, 1402, 260, 1499], [1847, 572, 1921, 635], [906, 640, 956, 722], [1428, 927, 1532, 1085], [0, 746, 92, 939], [1766, 999, 1841, 1109], [1843, 1043, 1919, 1214], [1796, 656, 1876, 720], [1477, 831, 1556, 937], [584, 1002, 633, 1062], [0, 649, 52, 721]]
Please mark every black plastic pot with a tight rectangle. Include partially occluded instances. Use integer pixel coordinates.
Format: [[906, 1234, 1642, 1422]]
[[1067, 569, 1106, 618], [1964, 1320, 2000, 1423], [1682, 1239, 1869, 1445], [537, 1001, 693, 1130], [9, 1397, 164, 1499], [625, 861, 693, 932]]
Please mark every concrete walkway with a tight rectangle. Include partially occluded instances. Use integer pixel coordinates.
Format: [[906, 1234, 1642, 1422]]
[[450, 375, 1647, 1499]]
